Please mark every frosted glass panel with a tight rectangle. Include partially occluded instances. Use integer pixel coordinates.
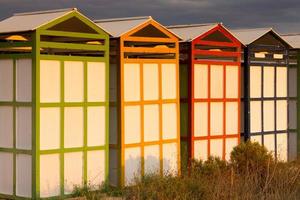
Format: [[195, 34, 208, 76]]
[[264, 134, 275, 155], [144, 145, 160, 174], [226, 65, 238, 98], [194, 140, 208, 161], [87, 62, 106, 102], [0, 106, 13, 148], [124, 63, 140, 101], [124, 106, 141, 144], [64, 107, 83, 148], [210, 139, 223, 158], [251, 135, 262, 145], [40, 154, 60, 198], [263, 67, 274, 97], [16, 59, 32, 102], [0, 153, 13, 195], [226, 102, 238, 135], [162, 103, 177, 140], [276, 100, 287, 131], [263, 101, 274, 132], [40, 108, 60, 150], [210, 102, 223, 135], [0, 59, 13, 101], [194, 102, 208, 137], [194, 64, 208, 98], [162, 63, 176, 99], [276, 67, 287, 97], [64, 152, 83, 194], [64, 61, 84, 102], [144, 104, 159, 142], [40, 60, 60, 102], [143, 63, 159, 100], [163, 143, 178, 174], [88, 106, 106, 146], [16, 154, 31, 197], [125, 147, 141, 185], [87, 150, 105, 186], [225, 138, 238, 161], [277, 133, 287, 161], [250, 101, 261, 133], [210, 65, 223, 98], [250, 66, 261, 98], [16, 107, 32, 150]]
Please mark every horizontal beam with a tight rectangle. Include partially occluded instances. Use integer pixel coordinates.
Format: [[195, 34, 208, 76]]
[[0, 41, 32, 48], [194, 49, 240, 57], [124, 36, 176, 43], [40, 41, 106, 51], [194, 40, 239, 47], [40, 30, 108, 40], [39, 54, 106, 61], [123, 46, 177, 53]]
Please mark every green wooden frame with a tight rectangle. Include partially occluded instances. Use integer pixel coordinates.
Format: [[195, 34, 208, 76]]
[[0, 10, 110, 200]]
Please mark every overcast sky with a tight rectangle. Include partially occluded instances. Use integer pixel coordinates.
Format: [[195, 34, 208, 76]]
[[0, 0, 299, 34]]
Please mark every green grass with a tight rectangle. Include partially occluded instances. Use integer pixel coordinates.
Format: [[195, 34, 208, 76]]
[[72, 141, 300, 200]]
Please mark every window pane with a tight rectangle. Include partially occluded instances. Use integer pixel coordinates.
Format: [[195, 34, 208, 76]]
[[250, 66, 261, 98], [210, 65, 223, 98], [16, 154, 32, 198], [0, 59, 13, 101], [87, 150, 105, 187], [64, 107, 84, 148], [210, 139, 223, 158], [226, 102, 238, 135], [64, 152, 83, 194], [144, 145, 160, 175], [276, 100, 287, 131], [16, 107, 32, 150], [263, 66, 274, 97], [194, 140, 208, 161], [143, 63, 159, 100], [64, 61, 84, 102], [124, 147, 141, 185], [163, 143, 178, 175], [263, 101, 275, 132], [0, 153, 13, 195], [0, 106, 13, 148], [162, 63, 176, 99], [250, 101, 261, 133], [226, 65, 238, 98], [210, 102, 223, 135], [194, 64, 208, 99], [276, 67, 287, 97], [194, 102, 208, 137], [162, 103, 177, 140], [16, 59, 32, 102], [88, 106, 106, 147], [87, 62, 106, 102], [144, 104, 159, 142], [124, 106, 141, 144], [124, 63, 140, 101]]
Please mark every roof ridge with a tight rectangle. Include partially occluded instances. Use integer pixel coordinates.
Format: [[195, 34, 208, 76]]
[[281, 33, 300, 36], [232, 27, 272, 32], [14, 8, 76, 16], [94, 16, 151, 23], [167, 23, 219, 29]]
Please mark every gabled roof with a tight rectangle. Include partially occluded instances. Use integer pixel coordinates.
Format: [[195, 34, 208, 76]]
[[94, 16, 180, 39], [166, 23, 218, 42], [281, 33, 300, 49], [232, 27, 291, 47], [0, 8, 75, 34]]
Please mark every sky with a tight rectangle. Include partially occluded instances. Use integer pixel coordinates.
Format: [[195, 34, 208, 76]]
[[0, 0, 299, 34]]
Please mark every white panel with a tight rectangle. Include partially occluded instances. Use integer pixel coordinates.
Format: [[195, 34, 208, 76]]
[[226, 65, 238, 98], [162, 63, 176, 99], [64, 107, 83, 148], [277, 133, 287, 162], [40, 154, 60, 198], [16, 59, 32, 102], [87, 62, 106, 102], [0, 59, 13, 101], [194, 64, 208, 99], [274, 54, 283, 59], [225, 138, 238, 161], [226, 102, 238, 135], [64, 152, 83, 194], [251, 135, 262, 145], [194, 140, 208, 161], [250, 66, 261, 98], [16, 154, 32, 197], [144, 145, 160, 174], [250, 101, 261, 133], [16, 107, 32, 150], [264, 134, 275, 155], [255, 52, 265, 58], [109, 149, 119, 186], [162, 103, 177, 140], [144, 104, 159, 142], [0, 106, 13, 148], [210, 139, 223, 158], [263, 101, 275, 132], [124, 63, 140, 102], [124, 106, 141, 144], [276, 67, 287, 97], [88, 106, 106, 147], [263, 67, 274, 97], [143, 63, 159, 100], [210, 65, 223, 98], [210, 102, 223, 136], [87, 150, 105, 186], [0, 153, 13, 195], [109, 106, 118, 145], [163, 143, 178, 175], [64, 61, 84, 102], [194, 102, 208, 137], [276, 100, 287, 131], [40, 60, 60, 102], [40, 108, 60, 150], [125, 147, 141, 185]]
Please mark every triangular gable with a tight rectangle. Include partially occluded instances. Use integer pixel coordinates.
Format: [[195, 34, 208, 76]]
[[131, 23, 169, 38], [202, 30, 232, 42], [252, 31, 290, 47]]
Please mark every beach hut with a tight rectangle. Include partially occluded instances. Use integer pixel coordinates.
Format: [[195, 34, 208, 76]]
[[168, 23, 242, 164], [0, 8, 110, 199], [233, 28, 291, 161], [94, 16, 181, 186]]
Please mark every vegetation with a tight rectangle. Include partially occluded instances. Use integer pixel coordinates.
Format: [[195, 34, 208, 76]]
[[72, 141, 300, 200]]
